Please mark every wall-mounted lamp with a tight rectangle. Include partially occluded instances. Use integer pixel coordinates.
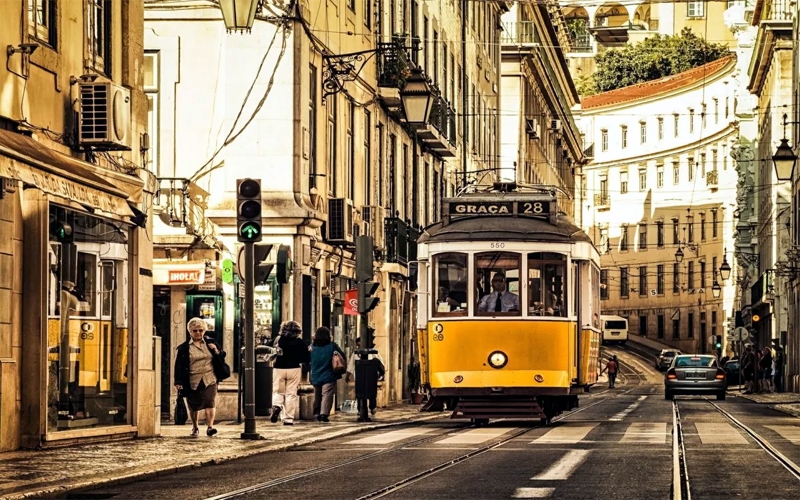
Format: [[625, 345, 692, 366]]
[[772, 114, 799, 181], [218, 0, 259, 33], [711, 273, 722, 298]]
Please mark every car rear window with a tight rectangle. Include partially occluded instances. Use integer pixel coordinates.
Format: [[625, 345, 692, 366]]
[[675, 356, 716, 367], [663, 351, 677, 357], [605, 321, 627, 329]]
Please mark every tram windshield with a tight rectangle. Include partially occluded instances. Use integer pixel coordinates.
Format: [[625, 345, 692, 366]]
[[475, 252, 521, 316], [433, 252, 469, 317], [528, 252, 566, 317]]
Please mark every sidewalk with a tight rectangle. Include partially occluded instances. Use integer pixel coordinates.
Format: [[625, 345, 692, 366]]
[[734, 391, 800, 418], [0, 404, 442, 500]]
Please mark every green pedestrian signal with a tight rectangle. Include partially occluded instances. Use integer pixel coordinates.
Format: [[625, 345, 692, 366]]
[[237, 178, 262, 243], [715, 335, 722, 349], [221, 259, 234, 284]]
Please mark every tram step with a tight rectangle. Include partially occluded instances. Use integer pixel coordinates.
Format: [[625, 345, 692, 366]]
[[451, 397, 546, 420]]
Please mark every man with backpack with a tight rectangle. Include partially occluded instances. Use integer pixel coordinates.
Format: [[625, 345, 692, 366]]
[[270, 321, 310, 425]]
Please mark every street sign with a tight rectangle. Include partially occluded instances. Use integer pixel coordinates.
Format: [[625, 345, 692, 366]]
[[221, 259, 234, 284], [732, 327, 750, 342]]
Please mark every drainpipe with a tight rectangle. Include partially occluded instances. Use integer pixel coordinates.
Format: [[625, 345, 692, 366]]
[[461, 0, 468, 187]]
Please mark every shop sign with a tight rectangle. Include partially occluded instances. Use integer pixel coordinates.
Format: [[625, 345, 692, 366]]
[[344, 289, 359, 316], [168, 270, 205, 284]]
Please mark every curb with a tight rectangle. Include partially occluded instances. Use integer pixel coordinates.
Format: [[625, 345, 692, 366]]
[[4, 413, 447, 500]]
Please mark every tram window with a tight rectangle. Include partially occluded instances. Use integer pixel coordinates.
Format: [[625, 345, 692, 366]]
[[528, 252, 566, 317], [76, 252, 98, 317], [591, 265, 601, 328], [433, 252, 468, 317], [475, 252, 521, 315]]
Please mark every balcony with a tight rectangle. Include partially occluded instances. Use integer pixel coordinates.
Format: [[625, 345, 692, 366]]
[[384, 216, 415, 266], [594, 193, 610, 211], [376, 40, 412, 108], [756, 0, 793, 21], [706, 170, 718, 191], [412, 85, 457, 157], [750, 269, 774, 307], [501, 21, 539, 46]]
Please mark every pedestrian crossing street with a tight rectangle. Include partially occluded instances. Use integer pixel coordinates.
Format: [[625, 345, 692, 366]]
[[344, 421, 800, 447]]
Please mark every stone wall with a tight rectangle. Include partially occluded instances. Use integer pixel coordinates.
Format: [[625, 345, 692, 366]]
[[0, 185, 22, 451]]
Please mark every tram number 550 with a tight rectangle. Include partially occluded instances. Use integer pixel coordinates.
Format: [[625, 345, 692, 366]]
[[521, 202, 545, 214]]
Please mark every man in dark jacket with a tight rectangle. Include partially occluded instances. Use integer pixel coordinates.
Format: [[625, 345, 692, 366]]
[[270, 320, 310, 425]]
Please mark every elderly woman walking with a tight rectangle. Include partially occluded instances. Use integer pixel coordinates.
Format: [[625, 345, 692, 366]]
[[174, 318, 226, 437], [271, 320, 310, 425], [310, 327, 346, 422]]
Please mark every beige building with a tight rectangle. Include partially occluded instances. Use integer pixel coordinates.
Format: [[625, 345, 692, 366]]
[[500, 2, 586, 218], [0, 1, 154, 450], [579, 57, 741, 354], [144, 0, 507, 418]]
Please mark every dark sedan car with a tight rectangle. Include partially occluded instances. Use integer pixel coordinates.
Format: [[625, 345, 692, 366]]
[[656, 349, 681, 371], [665, 355, 727, 400]]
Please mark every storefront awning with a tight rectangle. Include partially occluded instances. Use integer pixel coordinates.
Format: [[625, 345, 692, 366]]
[[0, 129, 134, 217], [153, 261, 208, 285]]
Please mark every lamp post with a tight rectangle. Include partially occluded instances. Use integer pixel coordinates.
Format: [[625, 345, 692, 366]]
[[400, 67, 433, 125], [675, 247, 684, 263], [218, 0, 259, 32], [711, 278, 721, 298], [772, 138, 797, 181], [719, 252, 731, 281]]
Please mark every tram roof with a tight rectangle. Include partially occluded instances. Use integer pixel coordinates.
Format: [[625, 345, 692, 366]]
[[419, 214, 592, 244]]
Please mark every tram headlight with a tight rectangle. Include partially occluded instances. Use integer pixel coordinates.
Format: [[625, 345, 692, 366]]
[[488, 351, 508, 369]]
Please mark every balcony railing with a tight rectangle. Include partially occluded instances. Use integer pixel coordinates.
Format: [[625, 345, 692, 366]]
[[594, 193, 610, 209], [501, 21, 538, 45], [750, 269, 774, 306], [384, 216, 421, 266], [761, 0, 793, 21], [569, 32, 592, 52], [376, 40, 411, 88], [429, 90, 457, 146], [706, 170, 719, 187]]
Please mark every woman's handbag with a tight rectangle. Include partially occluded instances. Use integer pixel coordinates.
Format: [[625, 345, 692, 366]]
[[332, 350, 347, 375], [212, 353, 231, 381], [175, 393, 188, 425]]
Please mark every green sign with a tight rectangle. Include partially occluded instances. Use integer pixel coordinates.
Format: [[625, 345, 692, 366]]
[[221, 259, 234, 284]]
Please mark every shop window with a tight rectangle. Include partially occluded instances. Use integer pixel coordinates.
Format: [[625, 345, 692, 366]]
[[528, 252, 566, 317], [475, 252, 521, 316], [47, 204, 131, 432], [433, 252, 469, 317]]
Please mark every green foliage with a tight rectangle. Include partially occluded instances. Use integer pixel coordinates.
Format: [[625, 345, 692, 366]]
[[574, 73, 598, 97], [593, 28, 730, 93]]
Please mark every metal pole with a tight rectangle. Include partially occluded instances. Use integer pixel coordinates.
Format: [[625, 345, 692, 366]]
[[575, 264, 582, 387], [241, 242, 260, 439]]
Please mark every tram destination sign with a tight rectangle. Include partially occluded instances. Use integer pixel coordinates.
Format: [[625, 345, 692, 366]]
[[447, 199, 552, 218]]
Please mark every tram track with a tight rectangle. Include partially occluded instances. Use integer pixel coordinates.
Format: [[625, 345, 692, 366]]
[[204, 396, 612, 500]]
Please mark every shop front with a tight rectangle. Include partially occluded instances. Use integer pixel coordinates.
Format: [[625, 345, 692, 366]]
[[3, 129, 151, 449]]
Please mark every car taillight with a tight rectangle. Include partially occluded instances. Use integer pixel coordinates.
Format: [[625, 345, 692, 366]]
[[715, 369, 725, 380], [667, 369, 677, 380]]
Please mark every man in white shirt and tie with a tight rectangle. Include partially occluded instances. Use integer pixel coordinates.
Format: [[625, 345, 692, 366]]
[[477, 272, 520, 313]]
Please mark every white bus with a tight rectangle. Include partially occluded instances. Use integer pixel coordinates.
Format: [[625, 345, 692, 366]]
[[601, 315, 629, 345]]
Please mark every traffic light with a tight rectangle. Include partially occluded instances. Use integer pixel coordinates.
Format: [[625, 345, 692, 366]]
[[236, 178, 262, 243], [276, 244, 291, 284], [358, 281, 380, 314], [50, 219, 74, 242], [254, 243, 273, 285], [715, 335, 722, 349]]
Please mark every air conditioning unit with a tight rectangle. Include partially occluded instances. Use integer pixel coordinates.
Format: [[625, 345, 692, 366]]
[[361, 205, 387, 250], [525, 119, 540, 139], [327, 198, 355, 244], [549, 119, 562, 131], [78, 80, 132, 150]]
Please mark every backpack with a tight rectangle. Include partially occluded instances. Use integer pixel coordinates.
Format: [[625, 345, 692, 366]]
[[264, 336, 283, 366], [332, 350, 347, 375]]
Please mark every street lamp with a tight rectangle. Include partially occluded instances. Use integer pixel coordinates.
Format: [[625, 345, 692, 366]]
[[719, 252, 731, 281], [772, 113, 799, 181], [711, 279, 721, 298], [219, 0, 259, 33], [400, 67, 433, 125], [675, 247, 684, 263]]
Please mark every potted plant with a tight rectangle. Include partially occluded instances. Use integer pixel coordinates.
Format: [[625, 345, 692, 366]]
[[407, 361, 424, 404]]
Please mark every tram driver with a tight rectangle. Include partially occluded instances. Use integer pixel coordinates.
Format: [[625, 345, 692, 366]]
[[477, 272, 520, 313]]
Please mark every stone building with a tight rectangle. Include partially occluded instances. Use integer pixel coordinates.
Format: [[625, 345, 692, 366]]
[[0, 1, 154, 450]]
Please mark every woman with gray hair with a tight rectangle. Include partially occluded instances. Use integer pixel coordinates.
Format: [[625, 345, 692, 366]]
[[174, 318, 226, 437], [270, 320, 310, 425]]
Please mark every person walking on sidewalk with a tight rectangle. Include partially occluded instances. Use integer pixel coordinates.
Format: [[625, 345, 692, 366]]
[[760, 346, 773, 393], [774, 345, 786, 393], [347, 337, 385, 419], [271, 320, 310, 425], [174, 318, 225, 437], [600, 355, 619, 389], [309, 327, 346, 422], [742, 344, 756, 394]]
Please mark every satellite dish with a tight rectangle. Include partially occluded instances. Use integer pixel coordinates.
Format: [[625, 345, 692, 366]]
[[732, 327, 750, 342]]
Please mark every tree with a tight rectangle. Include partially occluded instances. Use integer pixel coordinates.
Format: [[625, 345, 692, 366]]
[[588, 28, 730, 94]]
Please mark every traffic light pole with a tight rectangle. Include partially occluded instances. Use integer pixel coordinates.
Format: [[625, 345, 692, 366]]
[[241, 242, 260, 439]]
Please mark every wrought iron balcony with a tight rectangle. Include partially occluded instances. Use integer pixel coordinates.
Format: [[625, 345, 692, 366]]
[[750, 269, 774, 306], [376, 40, 412, 89], [413, 84, 457, 157], [594, 193, 610, 210], [706, 170, 719, 190], [501, 21, 539, 45], [758, 0, 793, 21], [569, 32, 592, 52], [384, 216, 419, 266]]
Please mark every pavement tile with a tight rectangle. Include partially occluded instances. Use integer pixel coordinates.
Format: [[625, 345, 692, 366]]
[[734, 391, 800, 419], [0, 404, 442, 500]]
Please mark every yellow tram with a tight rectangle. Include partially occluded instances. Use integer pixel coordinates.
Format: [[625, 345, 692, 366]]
[[415, 184, 601, 423]]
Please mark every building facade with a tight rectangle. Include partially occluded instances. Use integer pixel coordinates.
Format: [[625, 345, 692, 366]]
[[144, 0, 506, 420], [0, 1, 155, 450], [579, 57, 742, 355], [500, 3, 586, 217]]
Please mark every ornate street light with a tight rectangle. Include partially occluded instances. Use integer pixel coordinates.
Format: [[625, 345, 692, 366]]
[[711, 280, 721, 298], [675, 246, 684, 263], [219, 0, 259, 33], [719, 253, 731, 281], [772, 138, 797, 181], [400, 67, 433, 125]]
